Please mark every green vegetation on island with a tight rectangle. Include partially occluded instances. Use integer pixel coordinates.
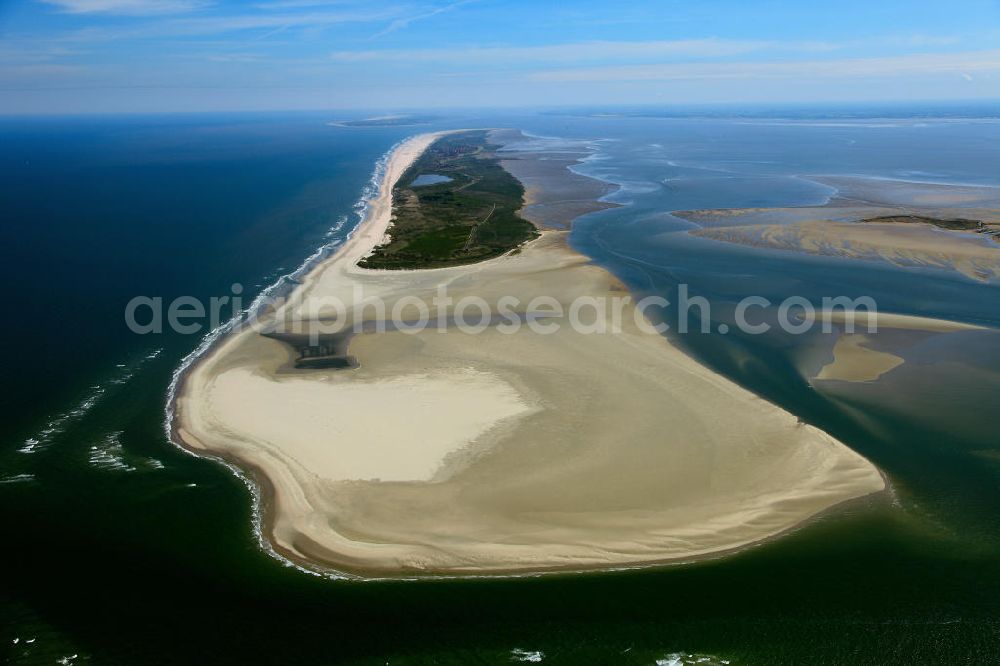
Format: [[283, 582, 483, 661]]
[[861, 214, 1000, 242], [360, 130, 539, 269], [861, 214, 983, 231]]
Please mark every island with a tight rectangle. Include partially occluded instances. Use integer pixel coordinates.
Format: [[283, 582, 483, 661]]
[[328, 114, 441, 128], [360, 130, 537, 268], [171, 130, 885, 577]]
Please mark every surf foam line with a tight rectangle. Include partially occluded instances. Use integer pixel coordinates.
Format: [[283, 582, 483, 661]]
[[160, 139, 406, 583], [162, 137, 400, 443]]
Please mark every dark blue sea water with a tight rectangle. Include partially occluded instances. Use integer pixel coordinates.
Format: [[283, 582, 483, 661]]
[[2, 109, 999, 664]]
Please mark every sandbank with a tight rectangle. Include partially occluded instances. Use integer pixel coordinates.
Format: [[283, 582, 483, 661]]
[[808, 310, 986, 384], [172, 132, 885, 577], [693, 218, 1000, 282]]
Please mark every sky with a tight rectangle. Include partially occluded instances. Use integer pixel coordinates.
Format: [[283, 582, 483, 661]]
[[1, 0, 999, 114]]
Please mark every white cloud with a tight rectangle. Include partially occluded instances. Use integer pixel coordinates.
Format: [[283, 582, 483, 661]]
[[254, 0, 355, 7], [0, 42, 81, 65], [40, 0, 210, 14], [0, 63, 88, 85], [527, 50, 1000, 82], [329, 35, 989, 68], [37, 7, 400, 40], [371, 0, 477, 38], [169, 9, 393, 35], [330, 38, 843, 64]]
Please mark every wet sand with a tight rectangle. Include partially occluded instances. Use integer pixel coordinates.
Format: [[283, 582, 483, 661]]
[[817, 335, 905, 383], [173, 131, 885, 577], [815, 175, 1000, 208], [494, 129, 621, 229], [683, 191, 1000, 282], [808, 311, 987, 384]]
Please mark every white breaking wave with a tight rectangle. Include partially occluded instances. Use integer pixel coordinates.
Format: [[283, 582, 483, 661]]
[[325, 214, 350, 238], [655, 653, 731, 665], [18, 388, 104, 455], [17, 347, 163, 455], [160, 140, 404, 583], [162, 139, 400, 447], [0, 473, 35, 485], [88, 431, 167, 473], [510, 648, 544, 662], [88, 432, 136, 472]]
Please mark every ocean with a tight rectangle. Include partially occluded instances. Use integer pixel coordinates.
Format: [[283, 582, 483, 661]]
[[2, 108, 999, 664]]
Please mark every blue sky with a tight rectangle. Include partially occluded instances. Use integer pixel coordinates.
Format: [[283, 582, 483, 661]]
[[1, 0, 999, 113]]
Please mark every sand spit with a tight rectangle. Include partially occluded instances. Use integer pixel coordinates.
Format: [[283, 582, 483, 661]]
[[173, 132, 884, 577], [807, 310, 986, 333]]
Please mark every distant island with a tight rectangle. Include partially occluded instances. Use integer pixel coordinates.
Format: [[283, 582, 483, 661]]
[[329, 114, 441, 128]]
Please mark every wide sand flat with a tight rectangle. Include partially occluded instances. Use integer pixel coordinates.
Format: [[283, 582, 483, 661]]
[[208, 366, 534, 483], [815, 175, 1000, 208], [174, 133, 885, 577], [694, 219, 1000, 282]]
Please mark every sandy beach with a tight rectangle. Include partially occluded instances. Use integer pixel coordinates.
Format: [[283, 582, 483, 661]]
[[173, 131, 885, 577]]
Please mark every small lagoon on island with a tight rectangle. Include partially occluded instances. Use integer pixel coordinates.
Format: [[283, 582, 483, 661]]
[[410, 173, 452, 187]]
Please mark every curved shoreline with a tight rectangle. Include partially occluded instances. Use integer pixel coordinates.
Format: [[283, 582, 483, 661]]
[[170, 130, 885, 579], [165, 133, 449, 580], [163, 135, 407, 445], [166, 131, 449, 436]]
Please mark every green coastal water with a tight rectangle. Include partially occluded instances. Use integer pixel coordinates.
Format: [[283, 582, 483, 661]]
[[2, 110, 999, 664]]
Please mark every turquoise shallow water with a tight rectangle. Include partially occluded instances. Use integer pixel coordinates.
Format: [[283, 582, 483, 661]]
[[2, 109, 999, 664]]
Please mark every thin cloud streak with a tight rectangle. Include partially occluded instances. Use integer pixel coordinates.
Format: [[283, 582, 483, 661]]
[[31, 7, 403, 41], [331, 38, 845, 63], [253, 0, 358, 8], [371, 0, 477, 39], [40, 0, 211, 14], [162, 8, 404, 36], [528, 50, 1000, 82]]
